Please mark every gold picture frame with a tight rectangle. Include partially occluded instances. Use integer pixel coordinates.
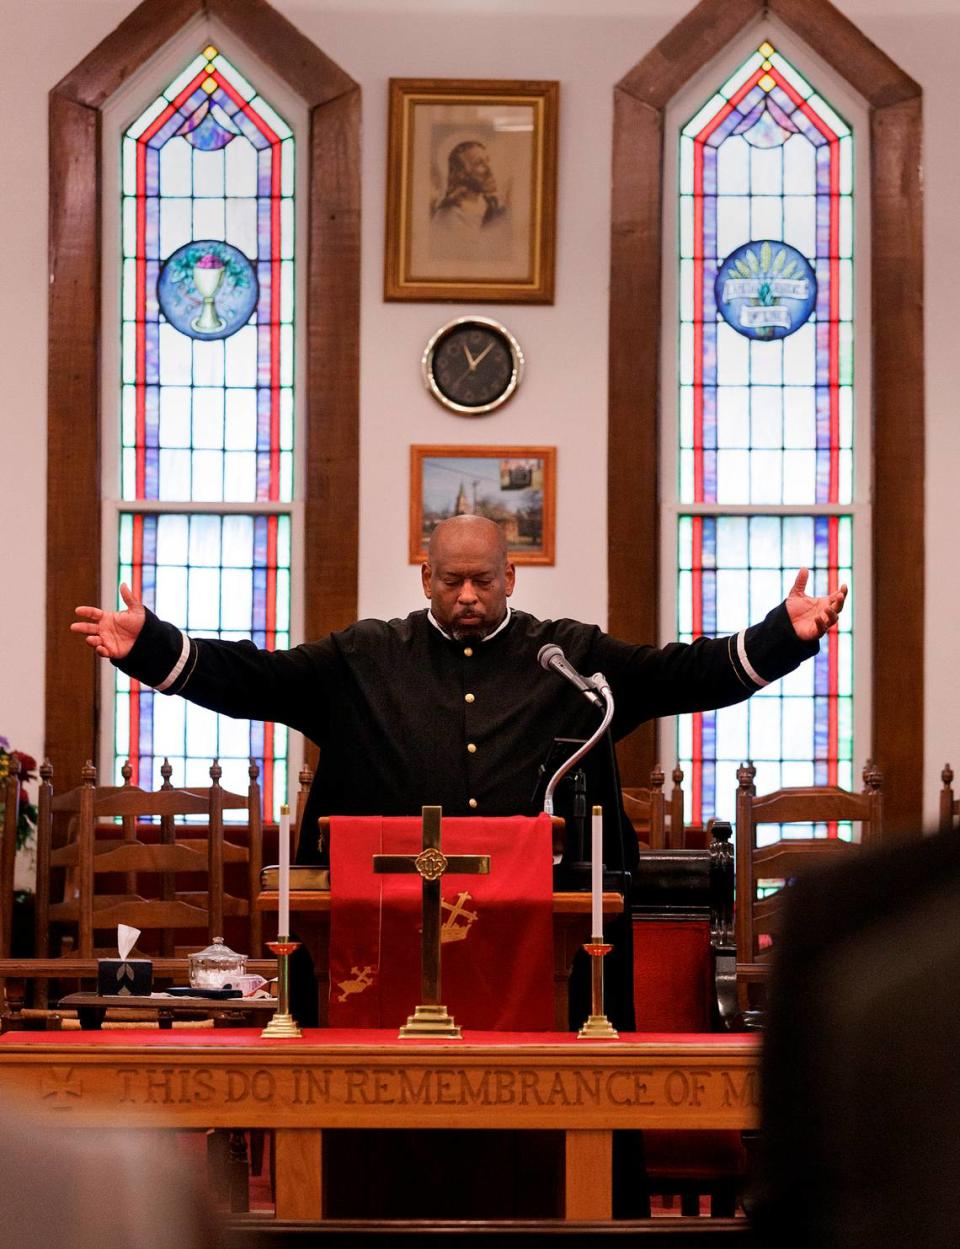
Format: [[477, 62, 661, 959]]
[[410, 445, 557, 565], [385, 79, 559, 304]]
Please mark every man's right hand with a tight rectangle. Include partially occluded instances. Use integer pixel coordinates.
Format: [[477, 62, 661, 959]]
[[71, 582, 146, 659]]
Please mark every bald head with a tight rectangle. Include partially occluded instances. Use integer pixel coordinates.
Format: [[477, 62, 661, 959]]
[[422, 515, 515, 640], [428, 515, 508, 564]]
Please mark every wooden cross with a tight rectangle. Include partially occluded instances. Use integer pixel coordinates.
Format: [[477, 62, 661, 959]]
[[372, 805, 490, 1038]]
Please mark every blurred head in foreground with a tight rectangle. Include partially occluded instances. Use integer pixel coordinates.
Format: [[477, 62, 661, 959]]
[[755, 827, 960, 1249], [0, 1101, 216, 1249]]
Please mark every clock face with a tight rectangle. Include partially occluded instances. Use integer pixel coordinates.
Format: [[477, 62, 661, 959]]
[[422, 318, 523, 415]]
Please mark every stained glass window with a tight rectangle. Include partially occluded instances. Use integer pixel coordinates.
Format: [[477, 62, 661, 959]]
[[675, 42, 856, 835], [115, 47, 295, 817]]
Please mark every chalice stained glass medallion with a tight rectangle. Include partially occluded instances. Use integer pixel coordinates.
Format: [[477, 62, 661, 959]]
[[715, 240, 816, 340], [157, 240, 258, 340]]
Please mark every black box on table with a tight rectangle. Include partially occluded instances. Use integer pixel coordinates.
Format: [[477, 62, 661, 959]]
[[97, 959, 153, 996]]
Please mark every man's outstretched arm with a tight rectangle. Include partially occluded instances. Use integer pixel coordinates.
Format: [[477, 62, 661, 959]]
[[71, 584, 330, 736], [596, 566, 847, 731]]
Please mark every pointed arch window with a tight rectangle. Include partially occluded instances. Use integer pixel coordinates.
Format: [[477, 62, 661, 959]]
[[673, 42, 858, 829], [46, 1, 360, 809], [607, 0, 923, 838], [115, 47, 296, 812]]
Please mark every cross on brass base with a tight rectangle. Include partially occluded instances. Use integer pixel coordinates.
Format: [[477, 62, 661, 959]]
[[372, 805, 490, 1038]]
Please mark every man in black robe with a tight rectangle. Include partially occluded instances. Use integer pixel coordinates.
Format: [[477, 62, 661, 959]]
[[73, 514, 846, 1026]]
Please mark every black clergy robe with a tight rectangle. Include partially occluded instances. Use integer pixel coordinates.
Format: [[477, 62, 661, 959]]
[[116, 599, 815, 867]]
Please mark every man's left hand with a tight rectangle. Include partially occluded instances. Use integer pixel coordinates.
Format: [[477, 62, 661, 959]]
[[785, 568, 847, 641]]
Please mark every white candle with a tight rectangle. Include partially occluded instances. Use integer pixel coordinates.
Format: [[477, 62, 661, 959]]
[[591, 804, 603, 940], [278, 803, 291, 939]]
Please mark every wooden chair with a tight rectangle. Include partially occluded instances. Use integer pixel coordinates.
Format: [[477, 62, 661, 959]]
[[939, 763, 958, 832], [734, 759, 884, 1010], [622, 766, 666, 849], [42, 758, 262, 961], [1, 753, 21, 962], [623, 764, 689, 850]]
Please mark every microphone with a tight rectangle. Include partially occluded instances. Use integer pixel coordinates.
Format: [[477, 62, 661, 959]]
[[537, 643, 604, 708]]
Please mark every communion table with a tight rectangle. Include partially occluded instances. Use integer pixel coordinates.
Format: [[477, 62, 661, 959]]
[[0, 1029, 759, 1220]]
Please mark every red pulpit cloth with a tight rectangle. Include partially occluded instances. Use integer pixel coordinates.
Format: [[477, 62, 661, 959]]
[[328, 815, 555, 1031]]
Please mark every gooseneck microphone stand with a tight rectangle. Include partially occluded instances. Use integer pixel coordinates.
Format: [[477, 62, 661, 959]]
[[542, 675, 614, 816]]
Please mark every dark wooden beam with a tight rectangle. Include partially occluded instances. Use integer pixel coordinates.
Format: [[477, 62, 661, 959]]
[[607, 87, 664, 787], [46, 94, 103, 784], [617, 0, 762, 107], [52, 0, 204, 109], [207, 0, 358, 107], [870, 96, 924, 840], [304, 89, 362, 641], [769, 0, 920, 108]]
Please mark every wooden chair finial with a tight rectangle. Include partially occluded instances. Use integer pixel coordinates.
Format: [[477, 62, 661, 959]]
[[942, 762, 954, 787], [862, 759, 883, 792], [209, 758, 222, 785], [39, 758, 53, 783], [672, 763, 684, 786], [121, 759, 134, 785], [81, 760, 97, 785], [248, 758, 260, 782], [650, 764, 664, 789], [736, 761, 756, 791], [159, 757, 173, 788]]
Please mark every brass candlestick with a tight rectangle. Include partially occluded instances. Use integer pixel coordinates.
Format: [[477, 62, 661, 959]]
[[260, 938, 303, 1038], [577, 939, 619, 1039]]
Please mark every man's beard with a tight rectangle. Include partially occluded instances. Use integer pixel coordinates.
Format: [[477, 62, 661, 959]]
[[451, 621, 490, 641]]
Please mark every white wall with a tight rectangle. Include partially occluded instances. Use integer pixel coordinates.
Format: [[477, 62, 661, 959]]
[[0, 0, 956, 826]]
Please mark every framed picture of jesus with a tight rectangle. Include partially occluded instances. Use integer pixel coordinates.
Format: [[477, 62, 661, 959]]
[[385, 79, 559, 303]]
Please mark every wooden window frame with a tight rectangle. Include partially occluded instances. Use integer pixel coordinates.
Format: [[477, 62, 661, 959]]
[[46, 0, 360, 785], [608, 0, 923, 837]]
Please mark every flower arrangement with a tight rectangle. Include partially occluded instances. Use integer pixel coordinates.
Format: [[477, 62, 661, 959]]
[[0, 736, 38, 851]]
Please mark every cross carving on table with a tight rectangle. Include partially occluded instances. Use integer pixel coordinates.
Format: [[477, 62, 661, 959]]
[[372, 805, 490, 1038]]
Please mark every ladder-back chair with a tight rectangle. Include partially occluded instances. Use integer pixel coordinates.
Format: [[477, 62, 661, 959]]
[[734, 759, 884, 1010], [42, 758, 262, 960]]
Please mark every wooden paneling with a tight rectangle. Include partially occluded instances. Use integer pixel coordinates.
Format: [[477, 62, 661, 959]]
[[46, 1, 360, 783], [608, 0, 924, 839]]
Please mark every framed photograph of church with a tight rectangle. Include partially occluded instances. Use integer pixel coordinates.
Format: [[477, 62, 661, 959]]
[[385, 79, 559, 303], [410, 445, 556, 564]]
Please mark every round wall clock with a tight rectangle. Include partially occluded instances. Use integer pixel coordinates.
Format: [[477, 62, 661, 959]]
[[421, 317, 524, 416]]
